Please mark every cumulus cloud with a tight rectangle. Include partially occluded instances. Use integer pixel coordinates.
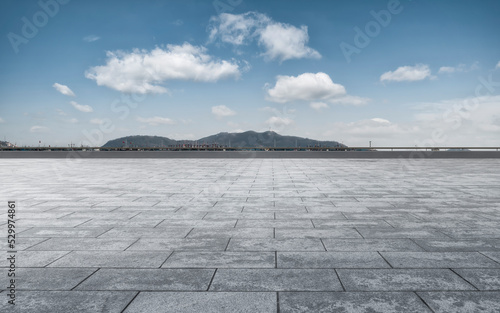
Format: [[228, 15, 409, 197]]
[[266, 72, 346, 103], [86, 43, 241, 94], [70, 101, 93, 113], [212, 105, 236, 118], [309, 102, 329, 111], [496, 61, 500, 70], [380, 64, 432, 82], [137, 116, 175, 126], [83, 35, 100, 42], [209, 12, 320, 62], [69, 118, 78, 123], [30, 125, 49, 133], [53, 83, 75, 97]]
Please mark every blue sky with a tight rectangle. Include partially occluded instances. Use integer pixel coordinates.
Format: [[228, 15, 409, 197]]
[[1, 0, 500, 147]]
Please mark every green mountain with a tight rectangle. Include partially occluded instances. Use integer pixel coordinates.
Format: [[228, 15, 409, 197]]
[[102, 131, 345, 148]]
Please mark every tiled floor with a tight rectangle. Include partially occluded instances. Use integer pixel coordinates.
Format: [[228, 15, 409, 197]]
[[1, 158, 500, 312]]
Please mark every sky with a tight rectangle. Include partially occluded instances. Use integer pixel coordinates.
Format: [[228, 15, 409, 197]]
[[1, 0, 500, 147]]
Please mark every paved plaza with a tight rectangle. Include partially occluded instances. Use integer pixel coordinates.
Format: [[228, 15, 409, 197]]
[[1, 158, 500, 312]]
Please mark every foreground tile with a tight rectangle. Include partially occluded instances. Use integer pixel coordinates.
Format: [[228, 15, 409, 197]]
[[124, 292, 276, 313], [210, 269, 342, 291], [453, 269, 500, 290], [279, 292, 431, 313], [381, 252, 500, 268], [76, 269, 214, 291], [0, 268, 95, 290], [418, 291, 500, 313], [337, 269, 476, 291], [48, 251, 172, 268], [277, 252, 390, 268], [0, 291, 136, 313], [162, 251, 275, 268], [322, 239, 423, 252]]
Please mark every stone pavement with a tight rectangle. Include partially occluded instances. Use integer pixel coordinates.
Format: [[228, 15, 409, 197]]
[[1, 158, 500, 312]]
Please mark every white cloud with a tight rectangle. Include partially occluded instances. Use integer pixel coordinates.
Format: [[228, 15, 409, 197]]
[[30, 125, 49, 133], [329, 95, 370, 106], [258, 23, 321, 62], [212, 105, 236, 118], [209, 12, 320, 62], [69, 118, 78, 123], [309, 102, 329, 111], [137, 116, 175, 126], [90, 118, 105, 125], [0, 117, 4, 123], [70, 101, 93, 113], [371, 118, 391, 124], [380, 64, 432, 82], [438, 62, 479, 74], [266, 116, 294, 128], [438, 66, 456, 74], [83, 35, 100, 42], [53, 83, 75, 97], [496, 61, 500, 70], [266, 72, 346, 103], [86, 43, 240, 94]]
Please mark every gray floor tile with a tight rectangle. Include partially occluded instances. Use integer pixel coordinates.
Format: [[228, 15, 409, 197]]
[[277, 252, 390, 268], [18, 227, 110, 237], [48, 251, 172, 268], [453, 269, 500, 290], [322, 239, 424, 252], [0, 268, 95, 290], [227, 238, 326, 251], [127, 238, 229, 251], [186, 227, 274, 239], [381, 252, 500, 268], [124, 292, 277, 313], [28, 238, 137, 251], [279, 292, 432, 313], [337, 269, 476, 291], [413, 239, 500, 252], [162, 252, 275, 268], [275, 228, 362, 239], [210, 269, 343, 291], [100, 227, 192, 238], [0, 291, 137, 313], [418, 291, 500, 312], [76, 269, 215, 291], [0, 251, 70, 267]]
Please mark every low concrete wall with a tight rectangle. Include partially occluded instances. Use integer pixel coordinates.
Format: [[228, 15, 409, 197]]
[[1, 151, 500, 158]]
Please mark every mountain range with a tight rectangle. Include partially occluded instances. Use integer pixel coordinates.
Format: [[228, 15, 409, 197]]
[[102, 131, 345, 148]]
